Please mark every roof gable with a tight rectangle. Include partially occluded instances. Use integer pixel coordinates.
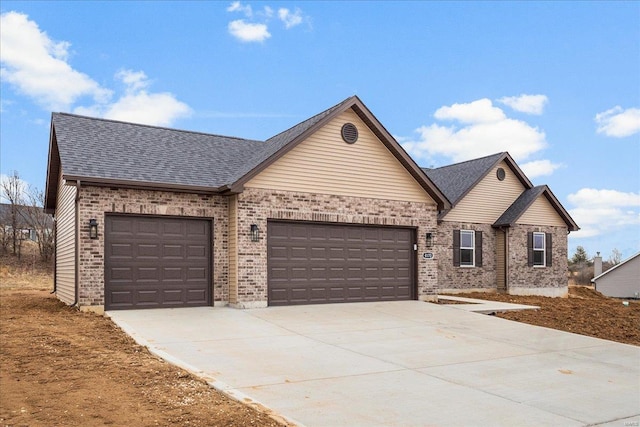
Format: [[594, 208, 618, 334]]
[[227, 96, 450, 209], [591, 251, 640, 282], [244, 109, 436, 203], [591, 252, 640, 283], [423, 152, 532, 206], [493, 185, 579, 231]]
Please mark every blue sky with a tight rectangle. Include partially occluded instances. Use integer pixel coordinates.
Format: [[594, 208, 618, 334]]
[[1, 1, 639, 261]]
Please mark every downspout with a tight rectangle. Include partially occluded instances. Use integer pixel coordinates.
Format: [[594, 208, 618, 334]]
[[70, 180, 81, 308], [51, 217, 57, 294], [504, 227, 509, 292]]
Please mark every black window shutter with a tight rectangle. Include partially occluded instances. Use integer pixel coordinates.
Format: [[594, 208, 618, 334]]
[[527, 232, 534, 267], [453, 230, 460, 267], [545, 233, 553, 266], [475, 231, 483, 267]]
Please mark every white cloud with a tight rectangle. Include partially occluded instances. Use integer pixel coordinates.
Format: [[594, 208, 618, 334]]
[[0, 11, 191, 127], [227, 1, 253, 17], [228, 19, 271, 43], [402, 98, 547, 164], [520, 159, 563, 179], [278, 8, 303, 29], [0, 11, 112, 111], [115, 69, 149, 93], [568, 188, 640, 238], [595, 106, 640, 138], [498, 94, 548, 115], [226, 3, 308, 42], [434, 98, 505, 124], [74, 70, 191, 127]]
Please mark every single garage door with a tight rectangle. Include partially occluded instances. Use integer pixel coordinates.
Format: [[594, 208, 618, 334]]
[[268, 221, 415, 306], [105, 215, 211, 310]]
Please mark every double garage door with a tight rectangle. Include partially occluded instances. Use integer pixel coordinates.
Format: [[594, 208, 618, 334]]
[[104, 216, 415, 309], [268, 221, 416, 306], [105, 215, 211, 310]]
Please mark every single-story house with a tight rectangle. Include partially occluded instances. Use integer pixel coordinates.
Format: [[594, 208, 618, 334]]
[[44, 96, 578, 312], [591, 252, 640, 299]]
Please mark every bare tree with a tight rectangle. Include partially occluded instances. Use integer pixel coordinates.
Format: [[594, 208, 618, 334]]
[[1, 171, 26, 257], [608, 248, 622, 266], [24, 186, 55, 263]]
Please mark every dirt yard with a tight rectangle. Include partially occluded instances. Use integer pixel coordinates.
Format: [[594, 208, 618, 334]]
[[442, 287, 640, 346], [0, 252, 289, 427], [1, 249, 638, 426]]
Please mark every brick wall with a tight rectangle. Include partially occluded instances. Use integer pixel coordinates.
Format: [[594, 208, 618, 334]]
[[507, 224, 569, 296], [76, 186, 229, 307], [234, 188, 439, 307], [435, 221, 497, 292]]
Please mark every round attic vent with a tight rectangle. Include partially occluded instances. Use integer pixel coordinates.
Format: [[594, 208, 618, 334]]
[[496, 167, 506, 181], [341, 123, 358, 144]]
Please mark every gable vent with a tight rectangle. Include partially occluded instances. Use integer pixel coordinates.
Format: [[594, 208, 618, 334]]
[[341, 123, 358, 144]]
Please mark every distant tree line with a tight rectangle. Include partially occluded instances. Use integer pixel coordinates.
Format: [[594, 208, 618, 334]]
[[0, 171, 54, 263]]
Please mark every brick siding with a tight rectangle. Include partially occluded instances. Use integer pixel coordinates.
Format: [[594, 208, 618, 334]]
[[435, 221, 497, 292], [76, 186, 229, 307], [233, 188, 439, 306], [507, 224, 568, 295]]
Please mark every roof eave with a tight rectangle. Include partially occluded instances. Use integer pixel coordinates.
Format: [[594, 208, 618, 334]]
[[541, 186, 580, 231], [349, 100, 451, 210], [63, 175, 223, 195]]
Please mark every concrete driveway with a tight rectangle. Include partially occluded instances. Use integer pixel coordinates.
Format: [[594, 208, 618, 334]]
[[109, 301, 640, 427]]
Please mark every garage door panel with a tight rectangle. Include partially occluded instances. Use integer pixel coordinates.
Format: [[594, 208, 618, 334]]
[[138, 267, 159, 281], [268, 221, 414, 306], [187, 244, 207, 258], [187, 267, 207, 280], [105, 216, 211, 310]]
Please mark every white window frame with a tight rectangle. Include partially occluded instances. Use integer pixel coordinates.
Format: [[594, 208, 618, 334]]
[[533, 232, 546, 267], [460, 230, 475, 267]]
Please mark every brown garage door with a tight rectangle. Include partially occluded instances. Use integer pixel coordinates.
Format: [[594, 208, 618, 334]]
[[268, 221, 415, 306], [105, 215, 211, 310]]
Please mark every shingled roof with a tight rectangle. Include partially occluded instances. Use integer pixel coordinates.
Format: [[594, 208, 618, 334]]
[[422, 152, 532, 206], [494, 185, 579, 231], [45, 96, 449, 212]]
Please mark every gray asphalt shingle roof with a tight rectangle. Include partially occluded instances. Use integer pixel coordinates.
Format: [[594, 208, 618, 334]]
[[422, 152, 506, 205], [52, 97, 358, 192], [52, 113, 265, 189]]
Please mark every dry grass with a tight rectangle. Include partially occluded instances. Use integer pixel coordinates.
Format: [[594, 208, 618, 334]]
[[0, 242, 53, 291]]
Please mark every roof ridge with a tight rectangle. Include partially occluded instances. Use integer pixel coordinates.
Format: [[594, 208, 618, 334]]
[[428, 151, 505, 170], [52, 112, 262, 143], [266, 96, 357, 143]]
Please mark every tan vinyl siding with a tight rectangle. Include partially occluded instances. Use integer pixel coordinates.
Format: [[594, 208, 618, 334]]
[[517, 195, 567, 227], [246, 110, 433, 203], [55, 173, 76, 304], [228, 194, 238, 305], [496, 229, 506, 291], [444, 161, 525, 223]]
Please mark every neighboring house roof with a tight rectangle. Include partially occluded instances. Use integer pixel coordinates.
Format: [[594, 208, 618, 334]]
[[45, 96, 450, 212], [0, 203, 53, 229], [493, 185, 579, 231], [422, 152, 532, 206], [591, 251, 640, 283]]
